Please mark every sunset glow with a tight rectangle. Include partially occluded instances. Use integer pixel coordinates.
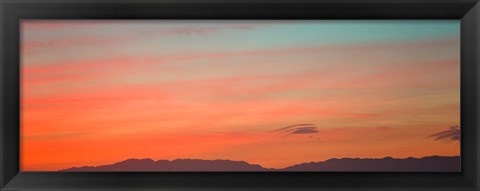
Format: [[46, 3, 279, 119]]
[[21, 20, 460, 171]]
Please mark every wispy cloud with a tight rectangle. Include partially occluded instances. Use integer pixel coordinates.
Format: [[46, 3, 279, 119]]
[[22, 24, 264, 54], [273, 124, 319, 135], [22, 20, 114, 30], [290, 127, 319, 134], [23, 132, 93, 141], [271, 124, 315, 132], [429, 126, 460, 142]]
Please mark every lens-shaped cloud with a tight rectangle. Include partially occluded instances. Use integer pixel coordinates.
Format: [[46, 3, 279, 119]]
[[273, 124, 319, 135]]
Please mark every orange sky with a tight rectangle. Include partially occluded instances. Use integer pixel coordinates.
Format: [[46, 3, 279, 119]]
[[20, 20, 460, 171]]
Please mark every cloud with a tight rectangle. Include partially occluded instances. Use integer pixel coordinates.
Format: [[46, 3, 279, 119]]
[[429, 125, 460, 142], [271, 124, 315, 132], [22, 24, 265, 54], [291, 129, 319, 134], [22, 20, 114, 30], [23, 132, 93, 141], [273, 124, 319, 135]]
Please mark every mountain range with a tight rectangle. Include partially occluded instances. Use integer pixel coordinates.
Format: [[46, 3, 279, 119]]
[[60, 155, 460, 172]]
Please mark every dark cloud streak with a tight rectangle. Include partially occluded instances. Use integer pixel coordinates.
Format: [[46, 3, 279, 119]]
[[291, 129, 319, 134], [273, 124, 319, 135], [271, 124, 316, 133], [429, 125, 460, 142]]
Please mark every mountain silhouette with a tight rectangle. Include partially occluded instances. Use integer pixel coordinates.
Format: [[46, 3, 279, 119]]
[[282, 156, 460, 172], [60, 156, 460, 172], [61, 158, 267, 171]]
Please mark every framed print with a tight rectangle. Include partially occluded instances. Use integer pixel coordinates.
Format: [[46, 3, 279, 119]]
[[1, 0, 479, 190]]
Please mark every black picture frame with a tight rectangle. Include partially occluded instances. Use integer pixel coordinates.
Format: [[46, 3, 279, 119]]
[[1, 0, 479, 190]]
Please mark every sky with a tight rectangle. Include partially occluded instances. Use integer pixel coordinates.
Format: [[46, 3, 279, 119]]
[[20, 20, 460, 171]]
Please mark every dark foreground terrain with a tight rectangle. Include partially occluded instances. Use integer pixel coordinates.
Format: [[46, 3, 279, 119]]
[[61, 156, 460, 172]]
